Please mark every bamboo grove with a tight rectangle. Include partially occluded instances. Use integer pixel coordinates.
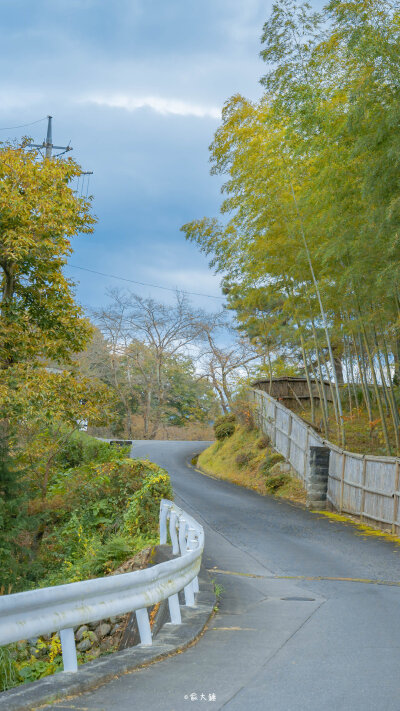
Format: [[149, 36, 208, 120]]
[[182, 0, 400, 454]]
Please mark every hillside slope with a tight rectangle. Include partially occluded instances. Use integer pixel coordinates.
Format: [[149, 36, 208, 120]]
[[197, 424, 306, 504]]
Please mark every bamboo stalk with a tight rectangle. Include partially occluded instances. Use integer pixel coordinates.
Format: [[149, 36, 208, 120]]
[[361, 326, 391, 455], [311, 318, 329, 436]]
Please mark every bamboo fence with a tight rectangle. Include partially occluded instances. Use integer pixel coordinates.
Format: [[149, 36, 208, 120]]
[[251, 387, 400, 533]]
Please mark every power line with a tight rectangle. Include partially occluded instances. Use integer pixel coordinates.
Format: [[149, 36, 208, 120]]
[[0, 116, 47, 131], [67, 264, 225, 300]]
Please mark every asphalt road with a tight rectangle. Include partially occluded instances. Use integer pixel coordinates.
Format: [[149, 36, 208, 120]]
[[49, 440, 400, 711]]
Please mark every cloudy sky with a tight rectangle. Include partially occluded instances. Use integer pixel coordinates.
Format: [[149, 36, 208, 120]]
[[0, 0, 321, 313]]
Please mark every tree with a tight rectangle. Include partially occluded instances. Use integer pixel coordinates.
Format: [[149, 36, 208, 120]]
[[0, 142, 115, 494], [94, 290, 211, 437], [0, 142, 95, 370], [182, 0, 400, 453], [196, 314, 260, 412]]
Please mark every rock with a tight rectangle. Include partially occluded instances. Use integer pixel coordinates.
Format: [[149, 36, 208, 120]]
[[111, 623, 122, 635], [27, 636, 39, 647], [95, 623, 111, 638], [75, 625, 89, 642], [88, 647, 101, 659], [100, 637, 115, 652], [77, 638, 92, 652], [109, 616, 118, 625], [29, 646, 40, 659], [270, 461, 291, 475], [88, 620, 101, 630]]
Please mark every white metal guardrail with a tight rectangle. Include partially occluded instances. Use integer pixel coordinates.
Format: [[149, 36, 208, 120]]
[[0, 499, 203, 674]]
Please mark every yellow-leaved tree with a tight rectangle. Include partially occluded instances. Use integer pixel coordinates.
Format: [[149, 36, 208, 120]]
[[0, 142, 115, 504]]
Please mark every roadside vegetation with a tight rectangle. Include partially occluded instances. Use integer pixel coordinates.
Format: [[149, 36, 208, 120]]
[[0, 143, 174, 691], [0, 431, 173, 690], [197, 411, 306, 505]]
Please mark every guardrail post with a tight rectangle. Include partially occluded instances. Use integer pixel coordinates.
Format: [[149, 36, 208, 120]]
[[189, 528, 199, 593], [183, 527, 197, 607], [159, 502, 169, 544], [59, 628, 78, 673], [169, 511, 179, 555], [136, 607, 152, 645], [178, 518, 188, 555], [168, 593, 182, 624], [184, 580, 195, 607]]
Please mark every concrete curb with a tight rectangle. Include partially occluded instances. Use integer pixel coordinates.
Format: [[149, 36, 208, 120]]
[[0, 566, 215, 711]]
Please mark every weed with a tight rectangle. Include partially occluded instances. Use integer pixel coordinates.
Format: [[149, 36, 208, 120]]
[[235, 452, 253, 468], [211, 579, 224, 599], [264, 472, 291, 493], [0, 647, 18, 692]]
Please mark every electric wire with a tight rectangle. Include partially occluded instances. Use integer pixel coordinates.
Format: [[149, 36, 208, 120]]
[[67, 264, 225, 300], [0, 117, 47, 131]]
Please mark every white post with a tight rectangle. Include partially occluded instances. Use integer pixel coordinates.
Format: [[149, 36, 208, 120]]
[[136, 607, 152, 646], [184, 580, 195, 607], [169, 512, 179, 555], [159, 502, 169, 544], [188, 529, 199, 593], [168, 593, 182, 624], [184, 527, 197, 606], [178, 519, 188, 556], [60, 628, 78, 673]]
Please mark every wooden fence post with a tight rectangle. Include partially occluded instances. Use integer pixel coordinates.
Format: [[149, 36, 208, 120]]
[[303, 429, 309, 483], [360, 457, 367, 522], [287, 414, 292, 461], [393, 460, 400, 535], [340, 453, 346, 513]]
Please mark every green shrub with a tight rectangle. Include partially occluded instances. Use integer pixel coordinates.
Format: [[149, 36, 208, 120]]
[[55, 431, 129, 470], [214, 413, 236, 428], [231, 399, 256, 431], [214, 414, 236, 440], [264, 472, 291, 493], [259, 452, 285, 476], [124, 465, 173, 536], [32, 458, 173, 587], [257, 435, 271, 449], [215, 421, 235, 440], [90, 534, 137, 574]]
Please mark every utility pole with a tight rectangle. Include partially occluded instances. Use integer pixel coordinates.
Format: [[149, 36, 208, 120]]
[[28, 115, 73, 158], [28, 115, 93, 194]]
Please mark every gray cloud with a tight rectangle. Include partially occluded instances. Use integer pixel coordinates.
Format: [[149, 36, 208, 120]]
[[0, 0, 323, 311]]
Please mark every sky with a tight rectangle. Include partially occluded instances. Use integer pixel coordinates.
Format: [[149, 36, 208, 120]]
[[0, 0, 321, 314]]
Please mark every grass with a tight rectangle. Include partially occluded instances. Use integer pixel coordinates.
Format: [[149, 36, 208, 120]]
[[197, 425, 306, 505]]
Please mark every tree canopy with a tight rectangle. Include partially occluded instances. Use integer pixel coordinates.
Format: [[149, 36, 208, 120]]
[[182, 0, 400, 453]]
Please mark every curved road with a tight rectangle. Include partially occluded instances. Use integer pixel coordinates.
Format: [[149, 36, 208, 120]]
[[49, 440, 400, 711]]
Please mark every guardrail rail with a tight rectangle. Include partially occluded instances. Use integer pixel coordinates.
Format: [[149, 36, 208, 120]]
[[0, 499, 204, 674]]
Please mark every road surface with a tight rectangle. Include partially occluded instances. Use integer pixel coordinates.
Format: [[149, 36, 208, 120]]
[[48, 440, 400, 711]]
